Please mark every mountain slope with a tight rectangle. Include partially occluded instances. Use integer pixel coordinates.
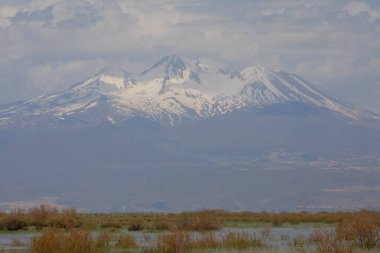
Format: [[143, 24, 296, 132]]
[[0, 107, 379, 211]]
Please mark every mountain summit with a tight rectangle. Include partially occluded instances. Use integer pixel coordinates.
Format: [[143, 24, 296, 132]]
[[0, 55, 377, 129]]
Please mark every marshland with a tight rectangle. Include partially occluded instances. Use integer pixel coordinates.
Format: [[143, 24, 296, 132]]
[[0, 206, 379, 253]]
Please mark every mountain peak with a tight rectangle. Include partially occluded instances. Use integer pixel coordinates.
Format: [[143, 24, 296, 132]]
[[140, 54, 200, 81], [68, 66, 135, 92], [96, 66, 131, 78], [237, 65, 273, 80]]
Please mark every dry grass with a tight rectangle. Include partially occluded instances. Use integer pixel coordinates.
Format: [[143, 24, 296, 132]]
[[95, 231, 114, 248], [147, 231, 193, 253], [271, 214, 283, 226], [177, 210, 223, 231], [99, 222, 122, 229], [47, 208, 83, 229], [128, 220, 145, 231], [1, 207, 374, 232], [19, 215, 380, 253], [30, 229, 105, 253], [28, 205, 59, 227], [313, 230, 354, 253], [305, 214, 380, 253], [0, 209, 28, 231], [142, 230, 264, 253], [336, 214, 380, 249], [0, 206, 84, 231], [152, 221, 173, 231], [1, 207, 379, 253], [192, 232, 219, 249]]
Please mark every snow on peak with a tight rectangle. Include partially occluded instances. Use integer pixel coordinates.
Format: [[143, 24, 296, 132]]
[[140, 54, 202, 83], [237, 65, 272, 81], [73, 67, 135, 91], [0, 55, 375, 127], [97, 66, 130, 78]]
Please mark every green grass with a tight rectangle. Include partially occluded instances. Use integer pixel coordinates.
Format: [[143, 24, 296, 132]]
[[224, 221, 272, 228]]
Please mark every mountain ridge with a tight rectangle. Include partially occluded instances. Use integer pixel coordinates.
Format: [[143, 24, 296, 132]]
[[0, 54, 379, 130]]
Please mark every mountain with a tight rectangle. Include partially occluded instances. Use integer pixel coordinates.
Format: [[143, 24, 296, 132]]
[[1, 54, 378, 130], [0, 55, 379, 212]]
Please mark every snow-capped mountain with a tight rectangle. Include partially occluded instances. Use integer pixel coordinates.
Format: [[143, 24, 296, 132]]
[[1, 55, 380, 212], [0, 54, 378, 129]]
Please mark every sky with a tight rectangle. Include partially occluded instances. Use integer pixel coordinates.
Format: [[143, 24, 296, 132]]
[[0, 0, 379, 113]]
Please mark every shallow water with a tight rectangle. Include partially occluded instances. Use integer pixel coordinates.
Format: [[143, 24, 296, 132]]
[[0, 226, 370, 253], [0, 232, 36, 252]]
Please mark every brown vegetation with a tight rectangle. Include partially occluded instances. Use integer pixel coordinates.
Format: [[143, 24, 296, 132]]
[[309, 212, 380, 252], [0, 209, 28, 231], [1, 204, 379, 253], [8, 211, 378, 253], [47, 208, 83, 229], [128, 220, 145, 231], [143, 230, 264, 253], [28, 205, 59, 227], [30, 229, 104, 253], [177, 210, 223, 231], [115, 234, 138, 249], [6, 208, 374, 233], [336, 214, 380, 248], [0, 206, 83, 231], [313, 230, 354, 253]]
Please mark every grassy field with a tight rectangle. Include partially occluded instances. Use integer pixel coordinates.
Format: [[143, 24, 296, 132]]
[[0, 207, 379, 252]]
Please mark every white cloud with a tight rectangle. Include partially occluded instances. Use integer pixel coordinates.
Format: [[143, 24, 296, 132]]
[[27, 59, 108, 92], [0, 0, 379, 113], [0, 5, 19, 27], [344, 1, 380, 22]]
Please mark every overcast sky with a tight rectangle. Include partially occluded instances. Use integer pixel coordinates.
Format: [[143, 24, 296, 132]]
[[0, 0, 379, 112]]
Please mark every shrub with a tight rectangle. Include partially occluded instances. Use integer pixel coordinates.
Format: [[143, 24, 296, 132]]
[[351, 215, 379, 248], [100, 222, 122, 229], [336, 214, 379, 249], [271, 214, 283, 226], [47, 208, 83, 229], [0, 209, 28, 231], [128, 220, 145, 231], [28, 205, 58, 227], [177, 211, 223, 231], [153, 221, 173, 231], [30, 229, 104, 253]]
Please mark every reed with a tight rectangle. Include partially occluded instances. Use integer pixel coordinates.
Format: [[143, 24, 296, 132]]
[[30, 229, 104, 253], [221, 231, 264, 250], [313, 230, 354, 253]]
